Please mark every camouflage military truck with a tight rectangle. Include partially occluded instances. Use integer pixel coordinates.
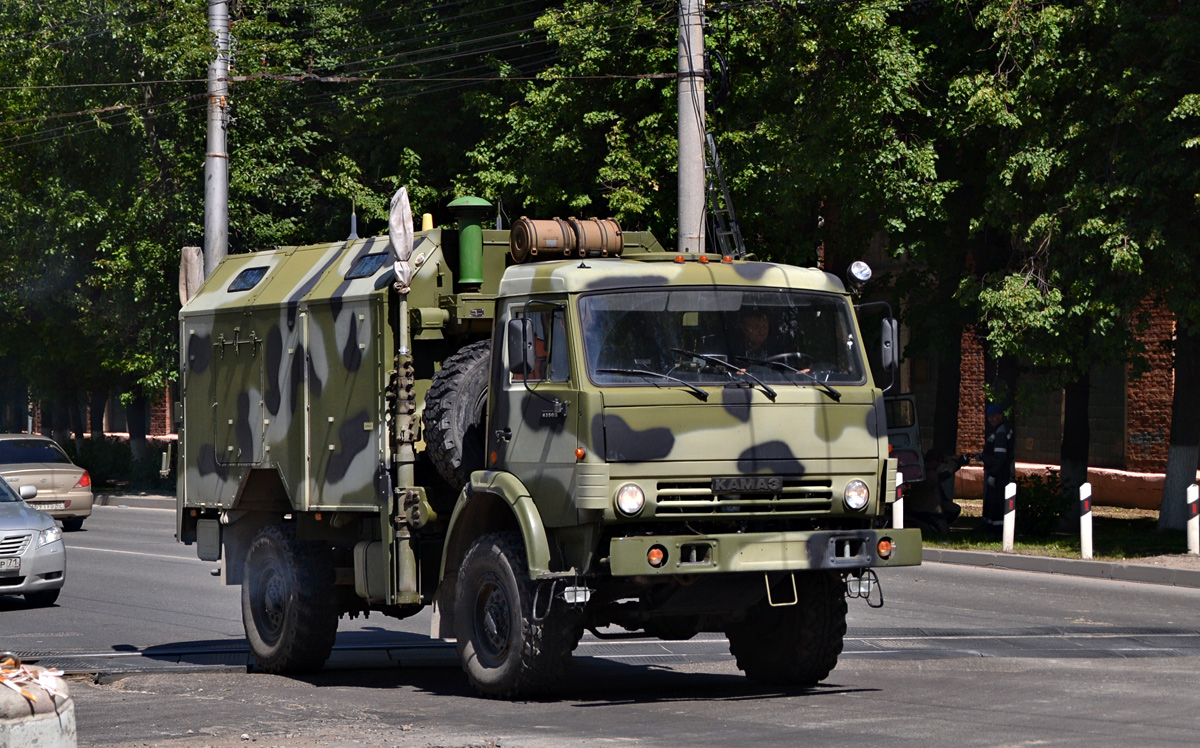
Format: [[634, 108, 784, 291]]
[[177, 193, 921, 698]]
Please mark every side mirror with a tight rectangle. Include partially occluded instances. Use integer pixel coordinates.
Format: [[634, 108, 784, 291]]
[[881, 318, 899, 371], [19, 484, 37, 500], [507, 318, 536, 375]]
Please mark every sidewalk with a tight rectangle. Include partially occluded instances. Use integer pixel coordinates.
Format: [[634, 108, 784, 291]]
[[93, 492, 174, 510], [924, 547, 1200, 589]]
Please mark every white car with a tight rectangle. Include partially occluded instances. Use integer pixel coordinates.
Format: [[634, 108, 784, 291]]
[[0, 435, 93, 531], [0, 479, 65, 607]]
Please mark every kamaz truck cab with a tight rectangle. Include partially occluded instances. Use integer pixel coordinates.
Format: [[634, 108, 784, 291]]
[[177, 197, 921, 699]]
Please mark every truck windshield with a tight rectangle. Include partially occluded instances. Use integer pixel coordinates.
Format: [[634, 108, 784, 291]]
[[579, 288, 866, 387]]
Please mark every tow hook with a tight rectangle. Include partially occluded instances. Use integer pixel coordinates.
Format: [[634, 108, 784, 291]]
[[846, 568, 883, 608]]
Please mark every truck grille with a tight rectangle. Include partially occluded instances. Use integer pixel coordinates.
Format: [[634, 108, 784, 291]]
[[0, 534, 31, 557], [655, 479, 833, 516]]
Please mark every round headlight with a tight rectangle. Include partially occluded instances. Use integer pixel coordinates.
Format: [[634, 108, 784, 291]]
[[849, 261, 873, 283], [844, 480, 870, 511], [615, 483, 646, 516]]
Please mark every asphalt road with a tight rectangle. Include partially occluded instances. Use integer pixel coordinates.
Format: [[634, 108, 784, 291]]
[[5, 505, 1200, 747]]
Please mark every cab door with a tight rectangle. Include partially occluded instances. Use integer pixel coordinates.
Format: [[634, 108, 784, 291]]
[[489, 298, 580, 526]]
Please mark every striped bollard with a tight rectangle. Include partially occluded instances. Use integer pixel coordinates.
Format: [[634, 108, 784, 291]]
[[1002, 482, 1016, 552], [1079, 483, 1093, 560], [893, 471, 904, 529], [1188, 484, 1199, 556]]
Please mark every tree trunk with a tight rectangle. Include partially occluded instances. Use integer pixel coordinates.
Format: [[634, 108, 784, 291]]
[[1158, 326, 1200, 530], [38, 400, 52, 437], [67, 394, 85, 454], [932, 332, 962, 459], [128, 391, 149, 462], [51, 396, 71, 447], [1059, 372, 1091, 529], [89, 390, 107, 437]]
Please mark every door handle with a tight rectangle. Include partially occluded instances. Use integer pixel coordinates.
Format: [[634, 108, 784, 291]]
[[494, 428, 512, 442]]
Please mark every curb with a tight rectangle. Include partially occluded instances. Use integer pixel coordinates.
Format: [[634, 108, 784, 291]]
[[0, 664, 76, 748], [924, 548, 1200, 589], [93, 493, 174, 510]]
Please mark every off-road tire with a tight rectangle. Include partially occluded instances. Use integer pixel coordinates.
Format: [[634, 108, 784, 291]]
[[241, 524, 338, 674], [423, 339, 491, 492], [725, 571, 847, 686], [24, 589, 60, 607], [61, 517, 84, 532], [454, 532, 582, 699]]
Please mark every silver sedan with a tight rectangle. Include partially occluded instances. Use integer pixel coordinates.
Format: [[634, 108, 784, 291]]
[[0, 479, 66, 607]]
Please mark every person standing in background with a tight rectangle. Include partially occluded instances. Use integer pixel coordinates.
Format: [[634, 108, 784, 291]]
[[980, 404, 1014, 531]]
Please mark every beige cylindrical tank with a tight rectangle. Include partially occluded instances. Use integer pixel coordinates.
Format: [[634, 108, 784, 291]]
[[509, 217, 576, 263], [510, 217, 623, 263], [569, 217, 622, 257]]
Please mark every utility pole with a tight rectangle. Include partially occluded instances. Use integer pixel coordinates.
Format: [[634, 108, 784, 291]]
[[677, 0, 705, 253], [203, 1, 231, 278]]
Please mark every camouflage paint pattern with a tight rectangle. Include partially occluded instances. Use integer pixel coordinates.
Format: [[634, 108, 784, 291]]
[[179, 225, 919, 589], [482, 255, 913, 578]]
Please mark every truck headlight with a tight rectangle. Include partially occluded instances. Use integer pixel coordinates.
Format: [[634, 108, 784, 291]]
[[615, 484, 646, 516], [844, 480, 869, 511]]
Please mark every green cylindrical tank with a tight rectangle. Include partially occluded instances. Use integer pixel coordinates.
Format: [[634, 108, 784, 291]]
[[447, 196, 493, 288]]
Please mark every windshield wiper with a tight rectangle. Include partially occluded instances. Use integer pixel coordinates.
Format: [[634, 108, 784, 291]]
[[732, 355, 842, 401], [596, 368, 709, 401], [670, 348, 777, 402]]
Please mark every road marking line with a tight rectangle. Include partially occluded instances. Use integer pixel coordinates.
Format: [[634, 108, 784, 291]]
[[65, 546, 199, 562]]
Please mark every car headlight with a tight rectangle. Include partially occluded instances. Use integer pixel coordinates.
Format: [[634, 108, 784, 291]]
[[37, 525, 62, 548], [844, 480, 870, 511], [614, 484, 646, 516]]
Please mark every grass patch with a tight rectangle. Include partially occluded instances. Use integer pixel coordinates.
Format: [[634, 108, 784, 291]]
[[923, 500, 1187, 561]]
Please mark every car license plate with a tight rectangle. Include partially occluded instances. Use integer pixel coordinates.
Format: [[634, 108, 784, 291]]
[[0, 557, 19, 573], [33, 502, 65, 511]]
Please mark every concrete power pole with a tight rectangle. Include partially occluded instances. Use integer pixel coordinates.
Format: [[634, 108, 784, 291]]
[[203, 1, 231, 278], [677, 0, 705, 253]]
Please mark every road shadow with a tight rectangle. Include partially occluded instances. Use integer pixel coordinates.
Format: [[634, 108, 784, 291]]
[[113, 631, 880, 705], [290, 648, 880, 705], [0, 594, 58, 610]]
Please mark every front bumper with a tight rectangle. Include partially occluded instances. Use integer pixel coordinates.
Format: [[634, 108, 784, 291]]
[[607, 528, 921, 577], [0, 539, 66, 595]]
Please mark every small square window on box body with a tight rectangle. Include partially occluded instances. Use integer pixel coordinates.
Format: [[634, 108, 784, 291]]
[[228, 266, 269, 292], [345, 253, 388, 279]]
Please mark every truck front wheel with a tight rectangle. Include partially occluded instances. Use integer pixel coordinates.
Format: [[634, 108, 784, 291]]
[[242, 524, 338, 674], [725, 571, 847, 687], [453, 532, 581, 698]]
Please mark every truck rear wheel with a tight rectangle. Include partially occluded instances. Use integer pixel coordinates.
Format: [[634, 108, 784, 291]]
[[725, 571, 846, 686], [453, 532, 581, 698], [423, 339, 491, 495], [242, 524, 338, 674]]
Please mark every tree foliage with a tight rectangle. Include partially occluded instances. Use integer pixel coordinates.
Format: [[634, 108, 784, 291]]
[[1, 0, 1198, 515]]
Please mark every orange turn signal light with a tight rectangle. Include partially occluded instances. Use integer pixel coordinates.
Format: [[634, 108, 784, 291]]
[[575, 447, 586, 460], [721, 255, 733, 263], [315, 512, 323, 521], [647, 545, 667, 568], [698, 255, 709, 264], [674, 255, 686, 263], [877, 538, 893, 559], [491, 450, 498, 465]]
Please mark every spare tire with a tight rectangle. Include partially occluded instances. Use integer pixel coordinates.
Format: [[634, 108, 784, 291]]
[[423, 339, 492, 492]]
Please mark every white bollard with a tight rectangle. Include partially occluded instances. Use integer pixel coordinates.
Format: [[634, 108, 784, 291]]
[[893, 471, 904, 529], [1079, 482, 1093, 560], [1188, 484, 1199, 556], [1002, 482, 1016, 552]]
